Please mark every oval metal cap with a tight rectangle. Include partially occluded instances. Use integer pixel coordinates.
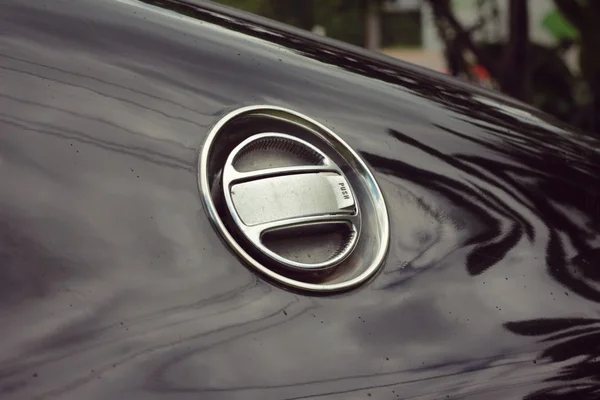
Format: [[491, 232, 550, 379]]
[[222, 133, 360, 272], [199, 106, 389, 293]]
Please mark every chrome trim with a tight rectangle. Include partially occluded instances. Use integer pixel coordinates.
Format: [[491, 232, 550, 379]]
[[198, 105, 390, 293]]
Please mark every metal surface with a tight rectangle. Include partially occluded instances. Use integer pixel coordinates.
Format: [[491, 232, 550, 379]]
[[200, 106, 388, 289], [230, 173, 355, 226], [223, 133, 358, 272], [2, 0, 600, 399]]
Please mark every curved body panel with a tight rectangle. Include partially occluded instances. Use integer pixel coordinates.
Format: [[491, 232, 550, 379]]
[[1, 1, 599, 399]]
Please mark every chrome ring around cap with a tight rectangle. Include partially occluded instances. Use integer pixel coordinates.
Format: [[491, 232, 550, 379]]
[[198, 105, 390, 293]]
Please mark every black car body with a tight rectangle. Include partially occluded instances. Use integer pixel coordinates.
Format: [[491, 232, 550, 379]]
[[1, 1, 600, 399]]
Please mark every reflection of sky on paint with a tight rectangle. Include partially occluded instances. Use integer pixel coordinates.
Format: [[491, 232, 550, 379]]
[[113, 0, 286, 50], [5, 0, 498, 162], [105, 0, 444, 120], [472, 94, 569, 135]]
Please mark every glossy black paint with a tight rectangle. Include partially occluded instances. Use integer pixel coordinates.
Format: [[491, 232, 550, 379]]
[[1, 0, 600, 399]]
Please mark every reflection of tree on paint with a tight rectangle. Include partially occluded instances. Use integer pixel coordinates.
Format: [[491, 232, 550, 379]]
[[505, 318, 600, 400], [366, 123, 600, 295]]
